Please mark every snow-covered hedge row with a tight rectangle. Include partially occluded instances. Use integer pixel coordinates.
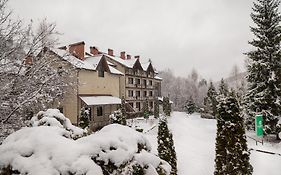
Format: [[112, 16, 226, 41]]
[[0, 109, 171, 175]]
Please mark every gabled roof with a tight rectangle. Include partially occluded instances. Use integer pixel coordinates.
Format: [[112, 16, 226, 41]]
[[133, 58, 143, 71], [141, 61, 155, 73], [105, 54, 140, 69], [48, 48, 123, 76]]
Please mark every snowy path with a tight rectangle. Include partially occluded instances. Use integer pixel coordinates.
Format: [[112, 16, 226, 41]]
[[142, 112, 281, 175], [168, 112, 216, 175]]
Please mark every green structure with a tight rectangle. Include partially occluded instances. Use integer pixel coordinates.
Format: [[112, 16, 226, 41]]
[[255, 114, 263, 137]]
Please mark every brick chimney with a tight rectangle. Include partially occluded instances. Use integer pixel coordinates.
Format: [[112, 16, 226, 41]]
[[24, 55, 33, 65], [120, 51, 126, 60], [108, 48, 114, 56], [127, 54, 131, 59], [69, 41, 85, 60], [134, 55, 140, 59], [90, 46, 99, 55]]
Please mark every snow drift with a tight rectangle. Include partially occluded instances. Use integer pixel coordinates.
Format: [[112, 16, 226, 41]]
[[0, 109, 170, 175]]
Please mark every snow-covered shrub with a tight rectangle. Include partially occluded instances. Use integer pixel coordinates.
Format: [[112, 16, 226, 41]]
[[0, 124, 170, 175], [109, 109, 126, 125], [30, 109, 85, 139], [79, 107, 91, 129]]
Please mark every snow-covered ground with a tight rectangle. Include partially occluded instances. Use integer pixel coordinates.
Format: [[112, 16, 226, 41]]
[[132, 112, 281, 175]]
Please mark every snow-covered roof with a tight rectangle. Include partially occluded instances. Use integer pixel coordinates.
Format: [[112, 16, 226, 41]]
[[52, 48, 85, 69], [141, 62, 150, 71], [105, 54, 137, 68], [80, 96, 121, 106], [154, 76, 162, 80], [50, 48, 123, 76]]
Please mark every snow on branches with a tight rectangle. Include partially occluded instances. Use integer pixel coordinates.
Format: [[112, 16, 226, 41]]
[[0, 110, 171, 175]]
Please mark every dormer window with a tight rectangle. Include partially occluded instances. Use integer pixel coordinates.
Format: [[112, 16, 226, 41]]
[[98, 70, 104, 77]]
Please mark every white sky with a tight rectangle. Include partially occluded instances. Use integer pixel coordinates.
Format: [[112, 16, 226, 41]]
[[9, 0, 255, 81]]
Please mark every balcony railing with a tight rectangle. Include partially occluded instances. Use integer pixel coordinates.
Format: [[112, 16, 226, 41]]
[[126, 83, 135, 88]]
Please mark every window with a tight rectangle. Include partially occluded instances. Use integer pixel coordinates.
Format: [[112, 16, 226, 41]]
[[128, 77, 133, 84], [97, 106, 103, 116], [149, 101, 153, 109], [143, 79, 147, 86], [128, 90, 134, 97], [143, 91, 147, 97], [136, 102, 141, 111], [135, 69, 140, 75], [136, 91, 141, 97], [149, 91, 153, 97], [136, 78, 141, 85], [129, 103, 134, 108], [98, 70, 104, 77], [149, 80, 153, 86]]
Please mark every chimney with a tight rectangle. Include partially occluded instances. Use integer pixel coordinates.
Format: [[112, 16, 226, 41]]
[[134, 55, 140, 59], [90, 46, 99, 55], [127, 54, 131, 59], [120, 51, 126, 60], [69, 41, 85, 60], [24, 55, 33, 65], [108, 48, 114, 56]]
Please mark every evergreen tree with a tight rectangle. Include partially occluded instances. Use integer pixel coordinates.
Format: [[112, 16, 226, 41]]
[[204, 82, 218, 117], [245, 0, 281, 137], [110, 96, 127, 125], [157, 115, 177, 175], [184, 96, 196, 114], [154, 97, 160, 118], [163, 97, 171, 116], [218, 78, 229, 96], [214, 91, 253, 175], [120, 96, 127, 125], [143, 98, 149, 119], [79, 107, 90, 129]]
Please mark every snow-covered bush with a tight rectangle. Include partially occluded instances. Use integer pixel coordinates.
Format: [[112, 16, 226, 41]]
[[109, 109, 126, 125], [30, 109, 85, 139], [0, 123, 170, 175], [79, 107, 91, 129]]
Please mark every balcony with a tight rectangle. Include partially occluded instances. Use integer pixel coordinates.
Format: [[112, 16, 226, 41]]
[[135, 96, 142, 100], [135, 84, 142, 88], [126, 83, 135, 88], [126, 96, 136, 100]]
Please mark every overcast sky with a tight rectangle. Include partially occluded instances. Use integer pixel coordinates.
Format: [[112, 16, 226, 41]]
[[9, 0, 255, 81]]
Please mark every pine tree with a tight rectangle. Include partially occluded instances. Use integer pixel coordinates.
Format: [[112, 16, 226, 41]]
[[79, 107, 90, 129], [245, 0, 281, 137], [154, 97, 160, 118], [204, 82, 218, 117], [184, 96, 196, 114], [157, 115, 177, 175], [218, 78, 229, 96], [143, 98, 149, 119], [163, 97, 171, 116], [120, 96, 127, 125], [214, 91, 253, 175]]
